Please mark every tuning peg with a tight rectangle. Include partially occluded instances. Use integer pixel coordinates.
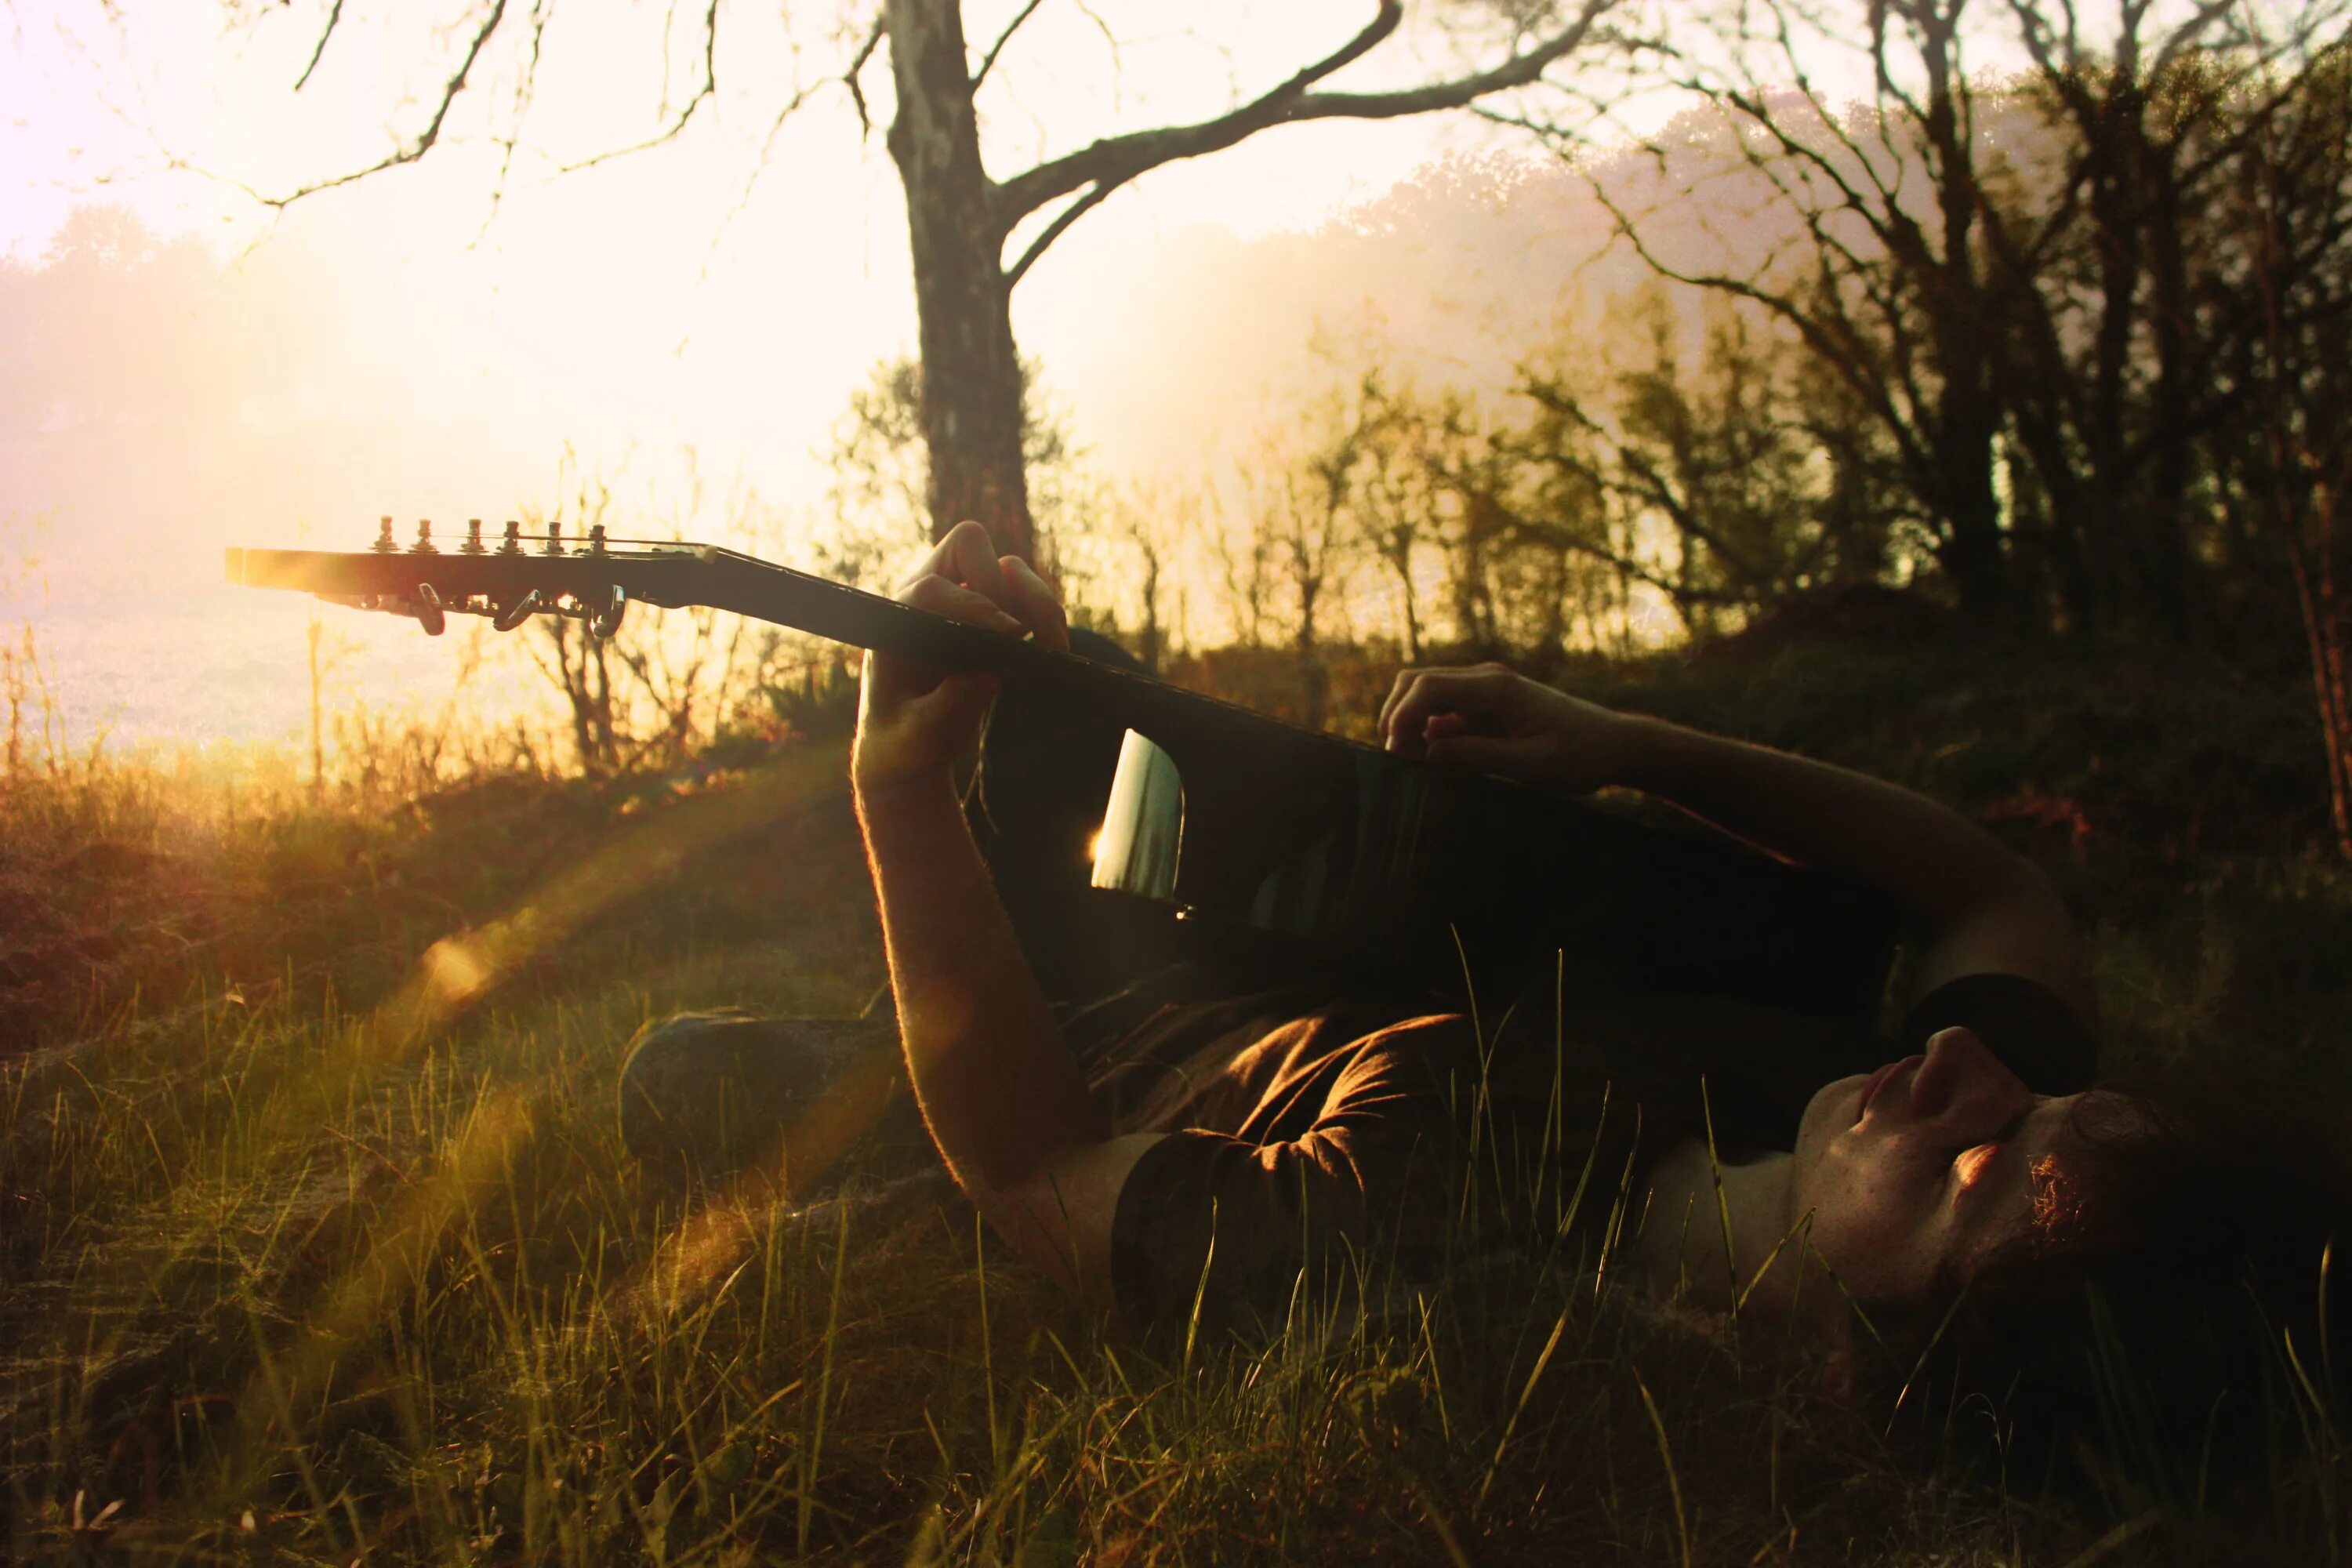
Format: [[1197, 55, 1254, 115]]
[[499, 521, 524, 556], [542, 522, 564, 557], [588, 524, 608, 555], [414, 583, 447, 637], [588, 584, 628, 641], [372, 517, 397, 554], [412, 520, 439, 554], [492, 588, 543, 632], [463, 518, 486, 555]]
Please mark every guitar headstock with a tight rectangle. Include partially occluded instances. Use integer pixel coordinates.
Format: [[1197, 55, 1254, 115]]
[[228, 518, 714, 640]]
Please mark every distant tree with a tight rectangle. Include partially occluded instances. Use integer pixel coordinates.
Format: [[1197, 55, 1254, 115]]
[[522, 466, 624, 773], [1269, 379, 1396, 728], [1515, 289, 1849, 634], [1385, 384, 1617, 656], [823, 354, 1087, 571], [2204, 42, 2352, 852], [230, 0, 1632, 561], [1095, 481, 1199, 673], [1545, 4, 2026, 619], [1505, 0, 2346, 634], [521, 453, 791, 773], [1987, 6, 2352, 637], [1354, 394, 1436, 663]]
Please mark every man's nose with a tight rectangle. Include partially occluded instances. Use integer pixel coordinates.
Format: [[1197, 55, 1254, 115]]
[[1907, 1027, 2024, 1126]]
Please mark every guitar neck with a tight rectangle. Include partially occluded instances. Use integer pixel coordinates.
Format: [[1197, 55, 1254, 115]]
[[226, 543, 1348, 770], [227, 536, 1901, 1018]]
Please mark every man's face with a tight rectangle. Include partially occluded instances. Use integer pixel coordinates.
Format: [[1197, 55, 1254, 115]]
[[1787, 1026, 2103, 1310]]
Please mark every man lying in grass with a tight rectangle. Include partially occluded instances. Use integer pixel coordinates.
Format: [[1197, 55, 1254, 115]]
[[627, 521, 2350, 1501]]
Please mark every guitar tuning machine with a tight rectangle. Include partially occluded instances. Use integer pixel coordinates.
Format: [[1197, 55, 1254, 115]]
[[541, 523, 564, 557], [372, 517, 397, 554], [413, 583, 447, 637], [498, 521, 524, 556], [412, 520, 439, 554], [493, 589, 543, 632], [462, 519, 487, 555], [587, 584, 627, 641]]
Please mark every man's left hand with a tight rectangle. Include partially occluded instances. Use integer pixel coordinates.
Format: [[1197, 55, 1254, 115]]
[[852, 520, 1069, 802]]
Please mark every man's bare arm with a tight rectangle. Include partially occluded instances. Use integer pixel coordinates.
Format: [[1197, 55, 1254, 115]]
[[1380, 665, 2095, 1027], [853, 522, 1160, 1305]]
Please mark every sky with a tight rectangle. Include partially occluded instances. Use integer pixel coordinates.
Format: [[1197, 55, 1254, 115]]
[[0, 1, 1620, 746], [1, 0, 2279, 749], [2, 0, 1522, 543]]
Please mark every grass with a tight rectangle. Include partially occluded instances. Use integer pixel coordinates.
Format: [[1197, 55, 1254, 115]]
[[3, 634, 2350, 1564]]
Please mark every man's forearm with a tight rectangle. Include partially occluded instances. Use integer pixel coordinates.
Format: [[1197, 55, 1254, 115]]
[[855, 775, 1107, 1193], [1616, 717, 2057, 942]]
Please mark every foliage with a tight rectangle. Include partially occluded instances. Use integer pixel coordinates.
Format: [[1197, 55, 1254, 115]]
[[6, 633, 2352, 1563]]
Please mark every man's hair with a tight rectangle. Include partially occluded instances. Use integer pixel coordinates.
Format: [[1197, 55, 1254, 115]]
[[1882, 1069, 2351, 1507]]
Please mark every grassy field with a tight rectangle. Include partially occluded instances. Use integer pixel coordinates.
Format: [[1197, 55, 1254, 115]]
[[4, 633, 2350, 1564]]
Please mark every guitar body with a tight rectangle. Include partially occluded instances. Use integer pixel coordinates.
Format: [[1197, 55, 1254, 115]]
[[228, 539, 1898, 1020], [1083, 707, 1894, 1017]]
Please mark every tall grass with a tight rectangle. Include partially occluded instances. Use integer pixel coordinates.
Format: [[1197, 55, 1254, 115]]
[[2, 634, 2348, 1563]]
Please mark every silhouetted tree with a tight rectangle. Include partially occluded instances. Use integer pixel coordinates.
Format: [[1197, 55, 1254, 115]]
[[1515, 289, 1849, 633], [1988, 6, 2350, 637], [2204, 42, 2352, 851]]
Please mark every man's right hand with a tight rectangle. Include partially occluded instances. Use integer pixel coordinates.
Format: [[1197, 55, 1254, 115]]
[[1378, 662, 1649, 793]]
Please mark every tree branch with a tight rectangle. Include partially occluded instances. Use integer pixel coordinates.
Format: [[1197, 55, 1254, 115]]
[[846, 9, 887, 139], [990, 0, 1617, 255], [474, 0, 552, 243], [1004, 179, 1115, 288], [560, 0, 719, 172], [293, 0, 346, 93], [971, 0, 1046, 93], [265, 0, 510, 208]]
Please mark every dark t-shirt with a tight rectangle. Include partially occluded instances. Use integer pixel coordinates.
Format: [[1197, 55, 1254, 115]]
[[1098, 972, 2096, 1337]]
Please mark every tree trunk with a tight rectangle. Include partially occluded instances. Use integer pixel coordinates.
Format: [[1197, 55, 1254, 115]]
[[1386, 539, 1422, 663], [2286, 496, 2352, 858], [884, 0, 1035, 561], [1919, 64, 2012, 623]]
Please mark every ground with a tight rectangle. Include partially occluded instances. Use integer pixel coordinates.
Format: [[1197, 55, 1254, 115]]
[[3, 636, 2347, 1564]]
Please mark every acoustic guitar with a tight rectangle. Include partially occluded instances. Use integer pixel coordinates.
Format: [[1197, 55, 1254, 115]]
[[227, 520, 1898, 1019]]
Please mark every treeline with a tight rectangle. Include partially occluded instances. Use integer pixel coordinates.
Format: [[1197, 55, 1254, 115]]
[[989, 6, 2352, 846]]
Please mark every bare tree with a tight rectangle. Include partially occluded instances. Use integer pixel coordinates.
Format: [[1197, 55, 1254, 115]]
[[825, 354, 1091, 571], [1507, 2, 2037, 618], [1512, 0, 2349, 631], [512, 461, 616, 771], [1401, 375, 1693, 652], [1213, 481, 1273, 652], [1098, 481, 1200, 673], [2206, 43, 2352, 852], [1513, 288, 1849, 634], [227, 0, 1633, 561], [1355, 380, 1436, 662]]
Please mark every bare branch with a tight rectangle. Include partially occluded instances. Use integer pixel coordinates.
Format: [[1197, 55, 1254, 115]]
[[1004, 180, 1115, 288], [264, 0, 510, 208], [971, 0, 1045, 93], [559, 0, 719, 173], [474, 0, 552, 245], [292, 0, 345, 93], [1582, 171, 1936, 503], [846, 9, 888, 139], [992, 0, 1617, 256]]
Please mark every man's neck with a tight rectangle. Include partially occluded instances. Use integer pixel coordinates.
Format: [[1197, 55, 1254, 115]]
[[1632, 1138, 1838, 1336]]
